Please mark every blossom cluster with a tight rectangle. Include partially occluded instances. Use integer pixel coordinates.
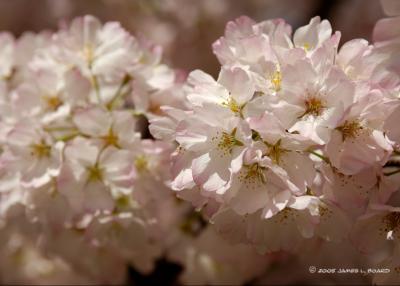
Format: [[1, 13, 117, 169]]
[[150, 15, 400, 284]]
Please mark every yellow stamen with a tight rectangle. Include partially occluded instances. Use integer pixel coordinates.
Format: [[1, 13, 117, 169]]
[[102, 129, 119, 147], [299, 96, 326, 118], [266, 139, 287, 165], [42, 95, 62, 110], [83, 44, 94, 66], [238, 163, 267, 189], [134, 155, 148, 173], [31, 143, 51, 158], [271, 70, 282, 92], [303, 42, 311, 51], [222, 97, 244, 116], [212, 128, 244, 156], [87, 165, 103, 181], [336, 120, 363, 141]]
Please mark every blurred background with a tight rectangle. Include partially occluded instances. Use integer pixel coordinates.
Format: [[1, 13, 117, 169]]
[[0, 0, 385, 77]]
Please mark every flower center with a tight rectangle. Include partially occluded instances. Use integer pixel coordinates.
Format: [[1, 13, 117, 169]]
[[87, 165, 103, 182], [304, 96, 325, 117], [222, 97, 244, 116], [83, 44, 95, 66], [318, 205, 333, 218], [42, 95, 62, 111], [336, 120, 363, 141], [238, 163, 267, 189], [212, 128, 244, 156], [265, 139, 287, 165], [303, 42, 312, 51], [271, 70, 282, 92], [134, 155, 148, 173], [275, 208, 298, 224], [102, 129, 119, 147], [31, 142, 51, 158]]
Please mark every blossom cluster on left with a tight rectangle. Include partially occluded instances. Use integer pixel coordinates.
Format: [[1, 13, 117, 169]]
[[0, 15, 178, 283]]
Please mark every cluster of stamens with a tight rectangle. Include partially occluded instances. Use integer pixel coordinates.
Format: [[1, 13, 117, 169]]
[[30, 142, 51, 158], [101, 129, 120, 148], [87, 165, 103, 182], [222, 97, 244, 117], [301, 96, 326, 118], [238, 163, 267, 190], [265, 139, 287, 165], [134, 155, 149, 173], [83, 44, 95, 66], [212, 128, 243, 157], [275, 208, 298, 224], [42, 95, 62, 111], [270, 70, 282, 92], [318, 205, 333, 219], [336, 120, 364, 141]]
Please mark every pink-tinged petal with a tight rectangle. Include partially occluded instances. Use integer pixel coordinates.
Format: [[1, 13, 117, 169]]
[[321, 164, 377, 216], [57, 164, 86, 213], [64, 137, 99, 168], [73, 107, 111, 137], [192, 151, 231, 194], [12, 82, 41, 114], [316, 201, 351, 242], [248, 111, 285, 141], [211, 208, 248, 245], [64, 68, 91, 105], [327, 129, 392, 175], [175, 120, 209, 152], [226, 16, 256, 35], [262, 190, 292, 219], [293, 17, 332, 51], [384, 105, 400, 144], [256, 18, 292, 48], [0, 32, 14, 78], [170, 151, 195, 191], [228, 184, 271, 216], [100, 147, 134, 187], [69, 15, 102, 48], [218, 66, 254, 104], [176, 187, 207, 209], [373, 16, 400, 43], [350, 211, 394, 255], [280, 151, 316, 193], [186, 69, 229, 107], [84, 181, 115, 213], [247, 209, 309, 252], [337, 39, 369, 68]]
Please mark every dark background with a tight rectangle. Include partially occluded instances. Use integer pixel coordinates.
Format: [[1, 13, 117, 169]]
[[0, 0, 384, 77]]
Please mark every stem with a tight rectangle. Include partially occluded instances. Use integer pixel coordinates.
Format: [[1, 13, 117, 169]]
[[308, 150, 329, 163], [106, 74, 132, 110], [55, 132, 82, 142], [393, 150, 400, 156], [44, 126, 79, 132], [384, 168, 400, 176], [90, 72, 102, 104], [130, 109, 144, 117]]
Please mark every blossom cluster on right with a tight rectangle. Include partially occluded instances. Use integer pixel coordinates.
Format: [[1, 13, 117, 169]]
[[150, 15, 400, 284]]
